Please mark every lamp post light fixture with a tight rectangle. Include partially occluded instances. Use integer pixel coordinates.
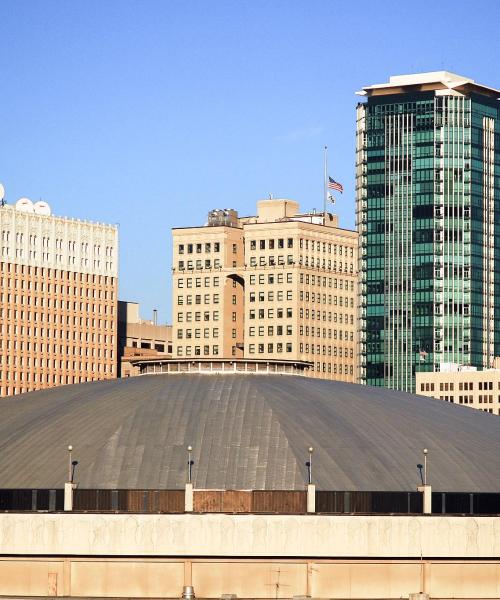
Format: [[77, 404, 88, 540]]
[[187, 445, 193, 484], [67, 445, 73, 483], [307, 446, 314, 485], [423, 448, 428, 485]]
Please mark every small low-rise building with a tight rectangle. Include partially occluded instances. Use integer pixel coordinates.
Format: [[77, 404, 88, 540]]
[[416, 361, 500, 416], [117, 301, 172, 376]]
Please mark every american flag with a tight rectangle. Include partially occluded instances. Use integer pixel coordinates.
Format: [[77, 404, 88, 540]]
[[328, 176, 343, 193]]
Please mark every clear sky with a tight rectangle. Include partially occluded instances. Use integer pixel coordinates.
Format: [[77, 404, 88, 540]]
[[1, 0, 499, 322]]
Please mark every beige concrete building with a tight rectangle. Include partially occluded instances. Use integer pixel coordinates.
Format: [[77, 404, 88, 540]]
[[172, 200, 358, 381], [0, 512, 499, 599], [117, 300, 172, 376], [0, 196, 118, 397], [416, 362, 500, 416]]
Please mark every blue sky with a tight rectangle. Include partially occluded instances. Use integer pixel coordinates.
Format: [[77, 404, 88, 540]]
[[1, 0, 499, 322]]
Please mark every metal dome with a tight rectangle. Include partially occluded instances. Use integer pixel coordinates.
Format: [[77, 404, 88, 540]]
[[0, 374, 498, 491]]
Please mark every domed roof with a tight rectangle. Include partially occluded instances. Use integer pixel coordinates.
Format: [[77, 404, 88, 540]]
[[0, 374, 499, 492]]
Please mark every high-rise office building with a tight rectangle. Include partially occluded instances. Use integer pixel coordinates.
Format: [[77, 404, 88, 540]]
[[356, 72, 500, 392], [172, 199, 358, 381], [0, 195, 118, 397]]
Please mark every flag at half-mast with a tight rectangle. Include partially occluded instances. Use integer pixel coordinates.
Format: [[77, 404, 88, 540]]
[[328, 176, 343, 193]]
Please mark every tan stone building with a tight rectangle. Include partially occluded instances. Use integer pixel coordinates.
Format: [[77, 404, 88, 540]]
[[0, 196, 118, 397], [172, 199, 358, 381], [416, 363, 500, 416], [117, 300, 172, 377]]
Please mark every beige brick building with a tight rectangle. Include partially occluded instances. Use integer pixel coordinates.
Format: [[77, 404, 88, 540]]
[[117, 301, 172, 377], [416, 363, 500, 416], [0, 197, 118, 397], [172, 199, 358, 381]]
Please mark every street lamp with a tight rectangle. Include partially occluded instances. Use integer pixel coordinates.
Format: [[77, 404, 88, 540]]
[[306, 446, 314, 485], [67, 445, 73, 482], [423, 448, 428, 485], [187, 445, 194, 484]]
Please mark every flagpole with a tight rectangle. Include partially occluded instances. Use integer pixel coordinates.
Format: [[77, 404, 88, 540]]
[[323, 145, 328, 225]]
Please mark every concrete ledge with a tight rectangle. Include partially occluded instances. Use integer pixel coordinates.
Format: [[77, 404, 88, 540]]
[[0, 512, 499, 558]]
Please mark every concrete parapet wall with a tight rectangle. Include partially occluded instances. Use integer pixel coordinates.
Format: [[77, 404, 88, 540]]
[[0, 512, 499, 558], [0, 513, 499, 598]]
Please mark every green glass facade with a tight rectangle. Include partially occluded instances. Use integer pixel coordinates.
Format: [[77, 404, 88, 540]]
[[356, 86, 500, 392]]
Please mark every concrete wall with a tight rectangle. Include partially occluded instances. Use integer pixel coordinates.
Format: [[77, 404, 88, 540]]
[[0, 513, 499, 598], [0, 557, 499, 598]]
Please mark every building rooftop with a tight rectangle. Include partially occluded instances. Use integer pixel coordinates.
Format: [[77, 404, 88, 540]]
[[0, 374, 499, 492], [357, 71, 500, 98]]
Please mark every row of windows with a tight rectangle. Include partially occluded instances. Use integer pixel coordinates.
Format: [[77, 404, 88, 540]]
[[0, 263, 115, 284], [1, 231, 114, 255], [249, 308, 293, 319], [176, 293, 220, 305], [176, 345, 219, 356], [1, 374, 112, 396], [0, 247, 114, 270], [1, 295, 115, 310], [1, 359, 112, 375], [437, 394, 499, 406], [175, 309, 219, 320], [249, 290, 293, 302], [177, 328, 219, 339], [1, 316, 114, 331], [312, 363, 353, 375], [177, 311, 236, 323], [0, 304, 114, 318], [177, 272, 352, 287], [1, 341, 114, 354], [300, 292, 354, 307], [177, 276, 220, 288], [299, 274, 355, 290], [178, 259, 223, 270], [1, 284, 114, 299], [299, 344, 353, 357], [250, 238, 293, 250], [177, 239, 355, 256], [249, 273, 293, 285], [298, 239, 353, 255], [179, 242, 221, 254], [248, 325, 293, 336], [420, 380, 499, 392], [248, 343, 293, 353], [176, 296, 234, 307]]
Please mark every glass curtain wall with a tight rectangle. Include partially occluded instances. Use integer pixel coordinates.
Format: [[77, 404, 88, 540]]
[[357, 92, 499, 393]]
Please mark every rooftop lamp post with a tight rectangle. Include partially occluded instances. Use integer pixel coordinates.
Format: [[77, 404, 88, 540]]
[[423, 448, 428, 486], [187, 445, 193, 484], [307, 446, 314, 485], [68, 445, 73, 482]]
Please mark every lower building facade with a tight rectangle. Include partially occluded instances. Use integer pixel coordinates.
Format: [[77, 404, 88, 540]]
[[0, 197, 118, 396], [0, 512, 499, 599]]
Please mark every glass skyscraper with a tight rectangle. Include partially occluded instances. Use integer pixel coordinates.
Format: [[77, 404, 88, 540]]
[[356, 72, 500, 392]]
